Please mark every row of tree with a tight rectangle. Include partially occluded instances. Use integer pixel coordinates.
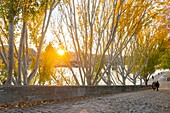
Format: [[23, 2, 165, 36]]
[[0, 0, 169, 86]]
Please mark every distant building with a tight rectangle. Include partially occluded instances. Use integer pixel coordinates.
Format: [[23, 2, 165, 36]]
[[158, 71, 170, 82]]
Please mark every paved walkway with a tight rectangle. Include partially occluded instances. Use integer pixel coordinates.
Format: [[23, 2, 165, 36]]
[[0, 89, 170, 113]]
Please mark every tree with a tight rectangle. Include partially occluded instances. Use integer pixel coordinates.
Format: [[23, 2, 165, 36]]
[[2, 0, 17, 85], [27, 0, 61, 84], [0, 0, 168, 86], [36, 43, 57, 85], [157, 40, 170, 69], [0, 0, 61, 85], [51, 0, 158, 86]]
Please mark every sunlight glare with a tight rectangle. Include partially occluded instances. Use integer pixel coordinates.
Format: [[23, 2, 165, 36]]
[[57, 49, 65, 56]]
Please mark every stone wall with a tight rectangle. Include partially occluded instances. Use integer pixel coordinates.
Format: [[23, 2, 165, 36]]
[[0, 85, 151, 105]]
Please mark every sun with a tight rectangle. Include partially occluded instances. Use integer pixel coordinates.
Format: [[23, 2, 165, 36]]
[[57, 48, 65, 56]]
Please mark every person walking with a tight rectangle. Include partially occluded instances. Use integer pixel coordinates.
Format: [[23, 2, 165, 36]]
[[155, 81, 160, 91], [152, 82, 156, 91]]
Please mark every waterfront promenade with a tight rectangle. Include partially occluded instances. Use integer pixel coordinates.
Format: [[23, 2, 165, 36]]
[[0, 88, 170, 113]]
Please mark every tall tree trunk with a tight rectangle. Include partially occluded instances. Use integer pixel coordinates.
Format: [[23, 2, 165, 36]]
[[6, 21, 14, 85], [23, 28, 28, 85], [86, 71, 92, 85], [144, 79, 148, 85], [17, 22, 27, 85], [107, 66, 111, 86]]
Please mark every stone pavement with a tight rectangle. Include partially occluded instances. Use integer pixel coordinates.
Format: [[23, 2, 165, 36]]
[[0, 89, 170, 113]]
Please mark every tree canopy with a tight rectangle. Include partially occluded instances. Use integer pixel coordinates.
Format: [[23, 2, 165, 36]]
[[0, 0, 169, 86]]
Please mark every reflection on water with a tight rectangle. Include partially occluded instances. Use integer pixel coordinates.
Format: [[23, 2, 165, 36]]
[[53, 67, 142, 86]]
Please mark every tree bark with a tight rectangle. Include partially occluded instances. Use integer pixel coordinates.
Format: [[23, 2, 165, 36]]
[[6, 21, 14, 85], [17, 22, 27, 85]]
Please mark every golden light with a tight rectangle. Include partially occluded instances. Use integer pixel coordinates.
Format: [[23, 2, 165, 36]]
[[57, 48, 65, 56]]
